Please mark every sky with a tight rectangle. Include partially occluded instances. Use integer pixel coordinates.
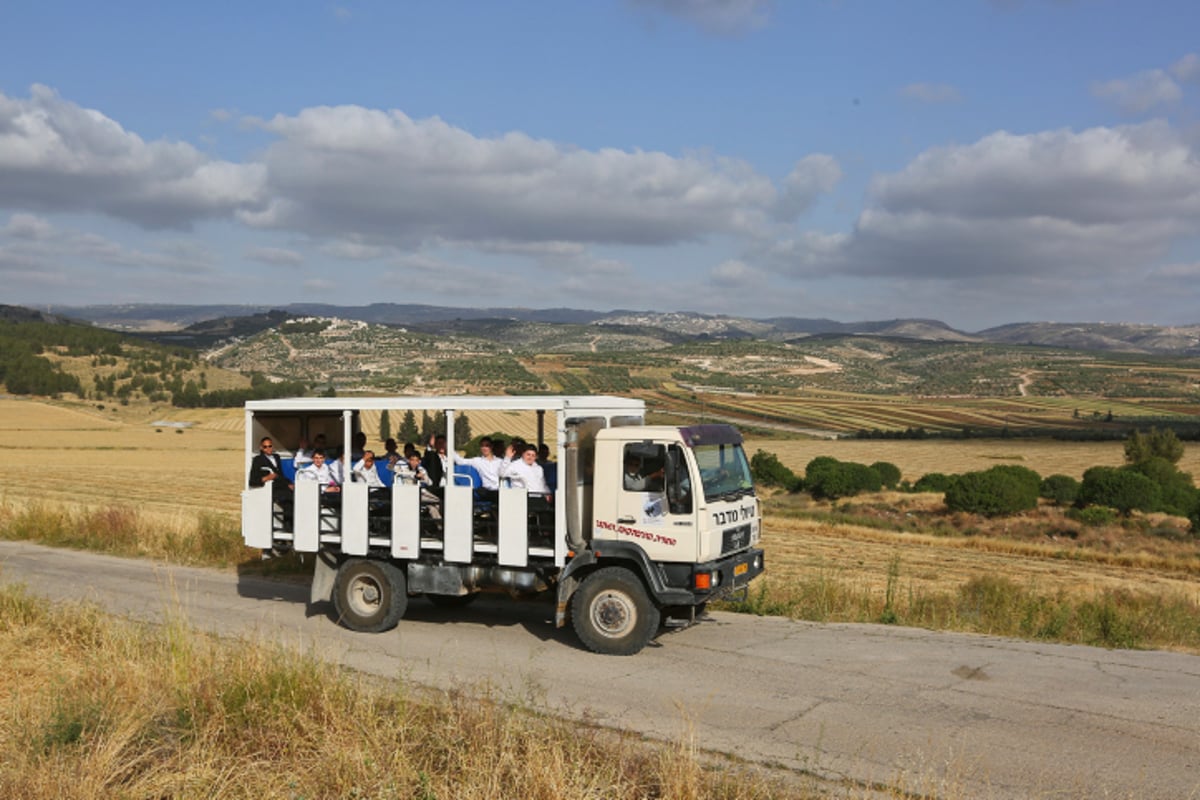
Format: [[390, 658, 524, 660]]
[[2, 0, 1199, 331]]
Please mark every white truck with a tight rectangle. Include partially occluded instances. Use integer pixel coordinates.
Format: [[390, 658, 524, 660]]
[[241, 395, 764, 655]]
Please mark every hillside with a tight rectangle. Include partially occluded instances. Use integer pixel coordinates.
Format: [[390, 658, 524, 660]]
[[53, 302, 1200, 355]]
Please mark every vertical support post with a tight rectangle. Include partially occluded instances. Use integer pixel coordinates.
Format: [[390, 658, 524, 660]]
[[391, 483, 420, 558]]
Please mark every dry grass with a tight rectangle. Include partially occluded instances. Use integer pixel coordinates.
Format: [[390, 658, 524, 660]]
[[0, 584, 814, 800], [744, 436, 1200, 482]]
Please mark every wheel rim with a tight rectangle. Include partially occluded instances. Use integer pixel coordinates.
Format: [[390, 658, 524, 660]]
[[590, 589, 637, 638], [347, 572, 384, 618]]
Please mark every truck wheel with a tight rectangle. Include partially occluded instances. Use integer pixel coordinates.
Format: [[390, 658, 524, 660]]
[[571, 567, 661, 656], [333, 559, 407, 633]]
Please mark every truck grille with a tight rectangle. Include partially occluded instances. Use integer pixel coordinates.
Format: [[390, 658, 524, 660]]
[[722, 524, 752, 554]]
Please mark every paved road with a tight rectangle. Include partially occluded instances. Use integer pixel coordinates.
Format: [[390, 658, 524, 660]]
[[2, 541, 1197, 799]]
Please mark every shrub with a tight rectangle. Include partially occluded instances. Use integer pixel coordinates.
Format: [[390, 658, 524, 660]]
[[750, 450, 800, 491], [1078, 467, 1161, 516], [913, 472, 954, 493], [870, 461, 902, 489], [804, 456, 840, 485], [944, 467, 1039, 517], [808, 461, 881, 500], [1040, 474, 1080, 506], [984, 463, 1042, 494], [1125, 457, 1198, 517]]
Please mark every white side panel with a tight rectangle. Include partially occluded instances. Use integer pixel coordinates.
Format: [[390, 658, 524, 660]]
[[241, 487, 274, 548], [498, 488, 528, 567], [293, 480, 321, 552], [341, 482, 369, 556], [443, 484, 473, 563], [554, 486, 567, 566], [391, 484, 420, 559]]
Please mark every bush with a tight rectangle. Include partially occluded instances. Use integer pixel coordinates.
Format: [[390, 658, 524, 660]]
[[808, 461, 881, 500], [1078, 466, 1161, 516], [1040, 474, 1080, 506], [944, 467, 1039, 517], [985, 463, 1042, 494], [870, 461, 902, 489], [913, 472, 954, 493], [750, 450, 801, 491], [1125, 457, 1198, 517], [804, 456, 840, 485]]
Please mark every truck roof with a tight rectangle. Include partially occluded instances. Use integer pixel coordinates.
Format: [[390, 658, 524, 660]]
[[245, 395, 645, 415]]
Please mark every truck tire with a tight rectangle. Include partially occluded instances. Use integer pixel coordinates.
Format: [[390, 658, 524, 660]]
[[571, 566, 661, 656], [333, 558, 407, 633]]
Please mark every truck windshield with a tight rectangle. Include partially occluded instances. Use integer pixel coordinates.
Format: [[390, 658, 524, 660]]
[[692, 443, 755, 502]]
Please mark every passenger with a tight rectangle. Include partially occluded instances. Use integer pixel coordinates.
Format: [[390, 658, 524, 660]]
[[352, 450, 385, 489], [623, 455, 664, 493], [249, 436, 294, 520], [382, 437, 400, 469], [499, 443, 550, 499], [422, 433, 449, 493], [296, 449, 341, 495], [393, 452, 442, 519], [453, 436, 503, 494], [293, 436, 313, 468], [350, 431, 367, 463]]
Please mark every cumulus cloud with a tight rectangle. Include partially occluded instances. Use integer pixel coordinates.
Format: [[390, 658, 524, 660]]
[[1172, 52, 1200, 83], [1091, 69, 1182, 114], [709, 258, 763, 288], [771, 122, 1200, 287], [242, 104, 779, 247], [899, 83, 963, 104], [626, 0, 772, 36], [246, 246, 303, 266], [774, 154, 841, 220], [0, 85, 265, 228]]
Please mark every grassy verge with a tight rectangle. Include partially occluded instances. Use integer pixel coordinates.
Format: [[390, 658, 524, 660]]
[[3, 499, 1198, 652], [718, 563, 1200, 651], [0, 583, 809, 799]]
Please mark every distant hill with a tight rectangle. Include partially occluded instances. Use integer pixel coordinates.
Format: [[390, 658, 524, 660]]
[[979, 323, 1200, 355], [45, 303, 1200, 354]]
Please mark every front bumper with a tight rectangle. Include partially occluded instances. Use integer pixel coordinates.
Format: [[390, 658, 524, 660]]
[[693, 547, 764, 602]]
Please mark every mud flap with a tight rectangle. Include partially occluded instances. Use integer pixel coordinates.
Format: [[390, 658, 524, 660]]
[[310, 550, 339, 605]]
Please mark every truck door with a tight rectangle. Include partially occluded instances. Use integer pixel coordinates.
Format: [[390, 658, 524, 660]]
[[613, 442, 695, 562]]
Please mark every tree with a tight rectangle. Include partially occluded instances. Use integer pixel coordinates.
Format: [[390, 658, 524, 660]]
[[379, 409, 391, 443], [1125, 457, 1198, 517], [454, 412, 471, 445], [751, 450, 800, 491], [870, 461, 902, 490], [1078, 466, 1161, 516], [808, 461, 881, 500], [913, 472, 954, 493], [397, 410, 419, 444], [1039, 474, 1080, 506], [1123, 427, 1184, 466], [944, 467, 1038, 517]]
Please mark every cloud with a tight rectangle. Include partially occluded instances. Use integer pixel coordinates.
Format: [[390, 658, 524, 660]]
[[246, 246, 304, 266], [0, 85, 265, 228], [242, 103, 780, 247], [3, 212, 52, 239], [899, 83, 963, 104], [626, 0, 772, 35], [774, 154, 841, 220], [1172, 53, 1200, 83], [709, 259, 763, 288], [1091, 69, 1182, 114], [624, 0, 772, 35], [770, 122, 1200, 288]]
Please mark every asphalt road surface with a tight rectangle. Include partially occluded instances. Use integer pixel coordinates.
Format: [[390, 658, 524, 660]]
[[2, 541, 1197, 799]]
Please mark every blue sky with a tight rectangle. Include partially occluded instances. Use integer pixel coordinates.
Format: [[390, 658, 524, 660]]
[[2, 0, 1199, 330]]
